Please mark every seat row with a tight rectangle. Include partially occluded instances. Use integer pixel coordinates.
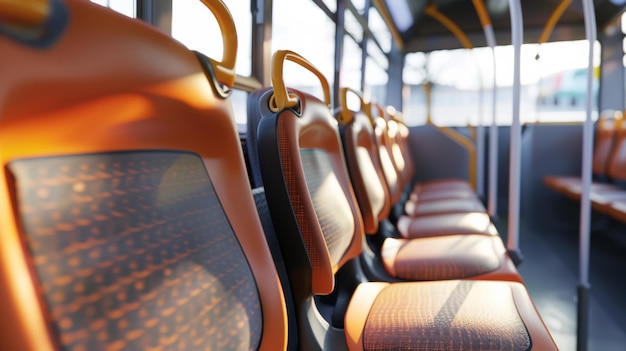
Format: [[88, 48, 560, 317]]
[[0, 1, 557, 350], [245, 49, 557, 348], [544, 111, 626, 222]]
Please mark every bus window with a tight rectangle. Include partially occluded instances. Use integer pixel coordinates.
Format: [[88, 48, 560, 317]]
[[533, 40, 600, 123], [171, 0, 252, 77], [345, 7, 363, 43], [367, 6, 391, 53], [90, 0, 135, 17], [351, 0, 367, 14], [402, 41, 600, 127], [402, 52, 428, 126], [272, 0, 335, 99], [171, 0, 253, 128], [365, 38, 388, 105], [342, 35, 362, 92]]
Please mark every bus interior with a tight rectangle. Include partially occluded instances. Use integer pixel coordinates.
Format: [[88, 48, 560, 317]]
[[1, 0, 626, 350]]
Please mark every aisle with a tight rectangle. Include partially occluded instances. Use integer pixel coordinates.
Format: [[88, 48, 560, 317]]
[[492, 218, 626, 351]]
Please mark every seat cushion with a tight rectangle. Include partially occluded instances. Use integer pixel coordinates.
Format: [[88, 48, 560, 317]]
[[345, 280, 558, 351], [543, 175, 581, 194], [407, 188, 478, 203], [609, 199, 626, 222], [563, 182, 620, 200], [380, 235, 521, 282], [412, 179, 473, 194], [405, 197, 486, 217], [396, 212, 498, 238], [589, 189, 626, 214]]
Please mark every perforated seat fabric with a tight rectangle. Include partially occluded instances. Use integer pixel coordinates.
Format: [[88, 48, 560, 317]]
[[412, 178, 474, 194], [345, 280, 558, 351], [381, 235, 521, 282], [396, 212, 498, 238], [0, 1, 288, 350], [11, 152, 266, 351], [404, 197, 487, 217], [407, 187, 478, 203]]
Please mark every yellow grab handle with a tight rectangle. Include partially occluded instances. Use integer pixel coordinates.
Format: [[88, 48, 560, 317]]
[[338, 87, 369, 125], [199, 0, 237, 88], [0, 0, 49, 26], [538, 0, 573, 44], [424, 3, 473, 49], [270, 50, 331, 112], [471, 0, 492, 27], [373, 102, 387, 120]]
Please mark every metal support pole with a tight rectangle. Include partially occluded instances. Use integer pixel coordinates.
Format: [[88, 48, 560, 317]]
[[578, 0, 597, 350], [506, 0, 523, 265], [473, 0, 498, 216], [485, 25, 498, 217]]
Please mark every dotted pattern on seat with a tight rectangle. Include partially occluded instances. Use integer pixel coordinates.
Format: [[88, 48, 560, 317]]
[[391, 236, 501, 280], [300, 149, 355, 267], [11, 151, 262, 351], [362, 280, 531, 351]]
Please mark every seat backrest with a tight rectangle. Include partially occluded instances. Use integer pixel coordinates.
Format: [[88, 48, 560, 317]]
[[371, 103, 403, 205], [254, 51, 363, 298], [387, 107, 415, 188], [0, 1, 287, 350], [335, 88, 391, 235], [605, 113, 626, 182], [594, 112, 621, 178], [252, 50, 365, 349]]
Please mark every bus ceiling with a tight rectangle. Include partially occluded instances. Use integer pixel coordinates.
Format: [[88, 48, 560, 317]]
[[380, 0, 626, 52]]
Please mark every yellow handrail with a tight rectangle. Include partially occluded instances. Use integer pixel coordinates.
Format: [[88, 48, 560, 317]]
[[434, 125, 477, 190], [199, 0, 237, 88], [538, 0, 573, 44], [338, 87, 369, 125], [269, 50, 331, 112], [423, 3, 473, 49], [471, 0, 491, 28], [0, 0, 49, 26]]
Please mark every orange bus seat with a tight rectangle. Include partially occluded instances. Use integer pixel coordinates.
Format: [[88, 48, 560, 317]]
[[368, 104, 485, 218], [544, 113, 620, 200], [252, 50, 557, 350], [0, 1, 288, 350], [333, 88, 518, 283], [385, 108, 415, 189], [546, 113, 626, 216]]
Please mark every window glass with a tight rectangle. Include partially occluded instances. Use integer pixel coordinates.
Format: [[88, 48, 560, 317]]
[[341, 35, 362, 91], [365, 56, 387, 106], [231, 89, 249, 129], [368, 7, 391, 53], [403, 53, 428, 125], [172, 0, 252, 76], [90, 0, 135, 17], [403, 41, 600, 127], [345, 8, 363, 43], [367, 38, 388, 71], [403, 52, 427, 85], [272, 0, 335, 103], [351, 0, 367, 14], [426, 49, 481, 126]]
